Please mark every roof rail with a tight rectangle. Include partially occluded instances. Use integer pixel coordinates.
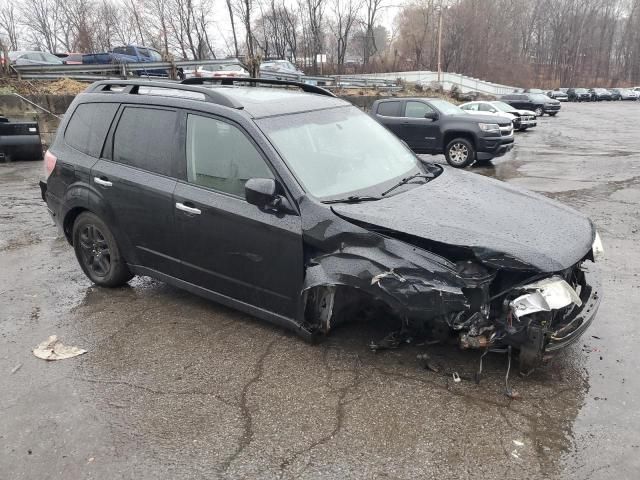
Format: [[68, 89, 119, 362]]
[[85, 79, 243, 109], [181, 77, 336, 98]]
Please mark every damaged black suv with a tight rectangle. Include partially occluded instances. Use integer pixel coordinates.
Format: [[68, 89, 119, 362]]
[[41, 78, 602, 371]]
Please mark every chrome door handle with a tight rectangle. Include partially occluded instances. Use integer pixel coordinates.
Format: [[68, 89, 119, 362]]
[[176, 202, 201, 215], [94, 177, 112, 187]]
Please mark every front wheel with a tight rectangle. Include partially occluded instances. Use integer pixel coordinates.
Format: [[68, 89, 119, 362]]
[[548, 112, 557, 117], [72, 212, 133, 287], [444, 138, 475, 168], [534, 106, 544, 116]]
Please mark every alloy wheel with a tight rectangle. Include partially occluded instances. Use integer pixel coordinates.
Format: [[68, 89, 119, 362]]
[[449, 143, 469, 166], [78, 224, 111, 277]]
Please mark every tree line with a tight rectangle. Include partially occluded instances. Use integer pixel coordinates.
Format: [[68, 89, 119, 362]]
[[1, 0, 639, 86]]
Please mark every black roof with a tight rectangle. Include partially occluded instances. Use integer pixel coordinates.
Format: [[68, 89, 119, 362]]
[[84, 78, 348, 119]]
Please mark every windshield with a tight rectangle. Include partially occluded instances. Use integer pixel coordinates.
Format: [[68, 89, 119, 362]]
[[430, 99, 465, 115], [575, 88, 588, 93], [257, 107, 421, 199], [491, 101, 516, 113]]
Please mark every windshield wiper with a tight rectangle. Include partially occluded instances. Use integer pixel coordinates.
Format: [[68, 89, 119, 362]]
[[322, 195, 381, 204], [381, 172, 434, 197]]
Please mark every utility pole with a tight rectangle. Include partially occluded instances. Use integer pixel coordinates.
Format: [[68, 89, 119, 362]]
[[437, 2, 444, 84]]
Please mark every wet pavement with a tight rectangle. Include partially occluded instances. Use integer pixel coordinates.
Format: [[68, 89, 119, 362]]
[[1, 102, 639, 479]]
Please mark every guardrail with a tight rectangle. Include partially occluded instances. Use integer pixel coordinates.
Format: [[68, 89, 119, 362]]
[[11, 61, 513, 95], [11, 60, 399, 90], [351, 70, 516, 96]]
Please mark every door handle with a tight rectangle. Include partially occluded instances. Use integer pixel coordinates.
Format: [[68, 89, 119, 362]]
[[94, 176, 112, 187], [176, 202, 201, 215]]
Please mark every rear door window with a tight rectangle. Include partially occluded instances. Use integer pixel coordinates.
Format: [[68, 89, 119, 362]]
[[64, 103, 118, 157], [185, 114, 273, 198], [376, 101, 400, 117], [112, 107, 178, 177]]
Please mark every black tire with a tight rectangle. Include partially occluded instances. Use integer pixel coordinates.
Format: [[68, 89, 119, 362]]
[[444, 138, 475, 168], [72, 212, 133, 287], [548, 112, 557, 117], [534, 106, 544, 116]]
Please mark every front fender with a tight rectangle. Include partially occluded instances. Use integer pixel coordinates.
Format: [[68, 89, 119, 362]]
[[297, 197, 470, 329]]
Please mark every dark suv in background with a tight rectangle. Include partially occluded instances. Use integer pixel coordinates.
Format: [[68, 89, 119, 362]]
[[371, 98, 514, 168], [500, 93, 561, 116], [39, 78, 602, 371], [567, 88, 591, 102]]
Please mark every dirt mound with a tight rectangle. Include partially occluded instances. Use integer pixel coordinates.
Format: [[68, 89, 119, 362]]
[[0, 77, 90, 96]]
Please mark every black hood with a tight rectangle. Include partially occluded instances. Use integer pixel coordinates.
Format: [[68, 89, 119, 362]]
[[332, 168, 594, 273]]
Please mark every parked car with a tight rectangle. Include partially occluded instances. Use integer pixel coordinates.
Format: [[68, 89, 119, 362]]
[[259, 60, 304, 77], [546, 90, 569, 101], [8, 50, 63, 66], [54, 52, 83, 64], [0, 115, 43, 161], [371, 98, 514, 167], [39, 78, 602, 371], [567, 88, 591, 102], [83, 45, 167, 76], [500, 93, 561, 116], [183, 63, 249, 79], [460, 101, 537, 131], [608, 89, 622, 101], [589, 88, 613, 101], [610, 88, 639, 100]]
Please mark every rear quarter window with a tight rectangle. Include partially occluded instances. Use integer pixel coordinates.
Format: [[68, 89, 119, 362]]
[[64, 103, 118, 157], [112, 106, 178, 177], [376, 101, 400, 117]]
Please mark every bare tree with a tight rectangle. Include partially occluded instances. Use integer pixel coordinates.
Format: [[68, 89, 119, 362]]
[[331, 0, 360, 72], [0, 0, 19, 50], [362, 0, 383, 65]]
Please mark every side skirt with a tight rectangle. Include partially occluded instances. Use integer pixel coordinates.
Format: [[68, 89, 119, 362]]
[[128, 264, 313, 341]]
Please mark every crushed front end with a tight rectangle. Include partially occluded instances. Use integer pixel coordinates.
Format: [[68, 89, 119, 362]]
[[446, 259, 601, 370]]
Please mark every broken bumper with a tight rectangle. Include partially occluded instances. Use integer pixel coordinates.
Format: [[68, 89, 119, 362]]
[[545, 266, 601, 352]]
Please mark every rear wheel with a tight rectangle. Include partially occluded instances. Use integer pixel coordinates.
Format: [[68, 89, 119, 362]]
[[444, 138, 475, 168], [72, 212, 133, 287]]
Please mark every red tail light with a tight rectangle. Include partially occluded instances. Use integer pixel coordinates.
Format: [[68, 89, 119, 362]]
[[44, 150, 57, 176]]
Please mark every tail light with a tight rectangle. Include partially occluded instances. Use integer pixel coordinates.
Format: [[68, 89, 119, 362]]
[[44, 150, 57, 176]]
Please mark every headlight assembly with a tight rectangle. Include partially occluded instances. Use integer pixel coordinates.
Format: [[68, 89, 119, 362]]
[[478, 123, 500, 133], [592, 230, 604, 261]]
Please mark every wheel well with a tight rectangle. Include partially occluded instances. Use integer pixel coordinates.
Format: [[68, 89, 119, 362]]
[[63, 207, 89, 245], [443, 131, 475, 150], [303, 285, 400, 335]]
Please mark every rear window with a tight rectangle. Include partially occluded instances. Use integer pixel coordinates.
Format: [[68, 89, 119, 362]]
[[376, 101, 400, 117], [112, 107, 178, 176], [64, 103, 118, 157]]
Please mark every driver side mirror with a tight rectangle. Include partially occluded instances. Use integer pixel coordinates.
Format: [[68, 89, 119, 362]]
[[489, 108, 497, 113], [424, 111, 438, 121]]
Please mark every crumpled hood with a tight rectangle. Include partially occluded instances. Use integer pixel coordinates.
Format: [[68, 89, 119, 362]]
[[332, 168, 595, 272]]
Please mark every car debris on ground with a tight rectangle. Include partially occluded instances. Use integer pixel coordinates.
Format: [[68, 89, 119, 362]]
[[32, 335, 87, 360]]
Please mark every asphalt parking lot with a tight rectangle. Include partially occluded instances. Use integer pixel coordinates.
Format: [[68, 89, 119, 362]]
[[1, 101, 639, 479]]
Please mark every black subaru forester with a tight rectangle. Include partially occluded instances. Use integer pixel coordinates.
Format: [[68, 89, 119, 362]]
[[41, 78, 602, 371]]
